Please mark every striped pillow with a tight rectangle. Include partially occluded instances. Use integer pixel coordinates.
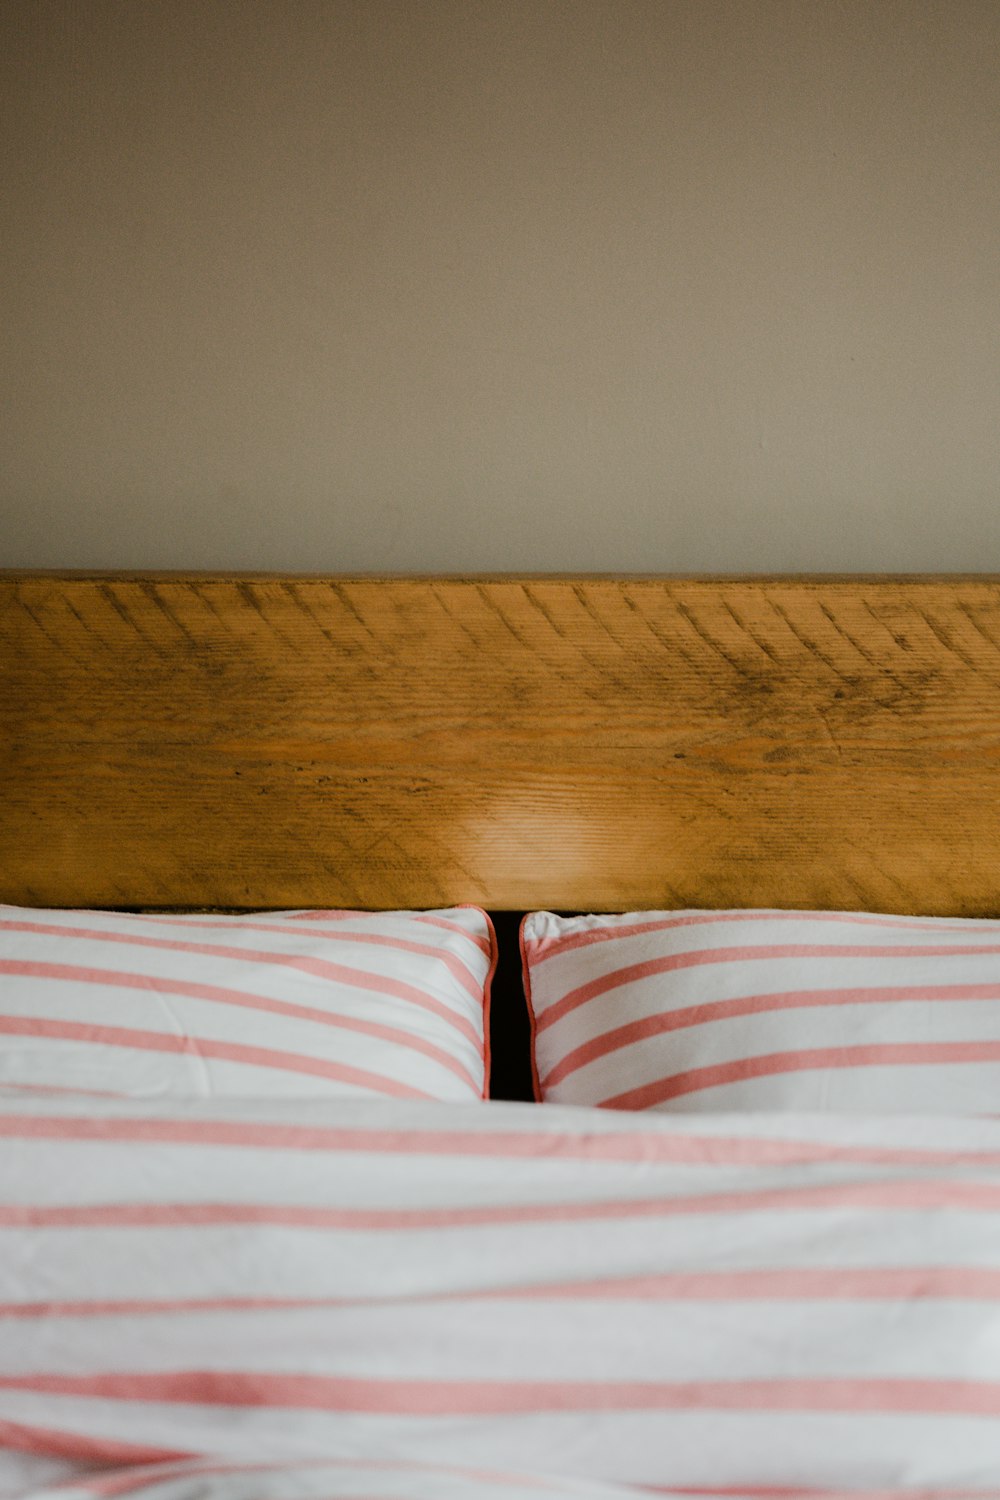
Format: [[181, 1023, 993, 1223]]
[[0, 904, 494, 1102], [522, 908, 1000, 1111]]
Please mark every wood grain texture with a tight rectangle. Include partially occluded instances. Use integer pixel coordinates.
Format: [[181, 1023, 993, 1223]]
[[3, 574, 1000, 914]]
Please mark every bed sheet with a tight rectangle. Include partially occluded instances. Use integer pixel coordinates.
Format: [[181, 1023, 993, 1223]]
[[0, 1093, 998, 1498], [6, 1452, 797, 1500]]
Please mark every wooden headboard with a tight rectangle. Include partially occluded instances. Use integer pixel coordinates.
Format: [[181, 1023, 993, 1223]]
[[3, 573, 1000, 916]]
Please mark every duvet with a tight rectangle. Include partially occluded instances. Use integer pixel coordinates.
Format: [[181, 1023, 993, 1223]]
[[0, 1093, 998, 1499]]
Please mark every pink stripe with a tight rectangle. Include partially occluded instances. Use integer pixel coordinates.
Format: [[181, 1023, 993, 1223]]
[[527, 909, 1000, 965], [0, 1079, 119, 1097], [535, 944, 1000, 1031], [541, 981, 1000, 1089], [413, 910, 494, 956], [604, 1042, 1000, 1110], [65, 1457, 570, 1499], [16, 915, 488, 1005], [492, 1266, 1000, 1301], [0, 1415, 187, 1464], [61, 1462, 340, 1499], [0, 959, 479, 1091], [3, 1176, 999, 1230], [279, 910, 366, 919], [283, 907, 495, 959], [68, 1458, 578, 1494], [0, 1013, 433, 1099], [74, 1485, 947, 1500], [61, 1464, 296, 1499], [2, 1370, 998, 1416], [2, 1111, 1000, 1169], [0, 1294, 361, 1319], [0, 925, 482, 1047]]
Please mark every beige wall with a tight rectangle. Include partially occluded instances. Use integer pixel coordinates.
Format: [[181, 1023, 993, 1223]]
[[2, 0, 998, 573]]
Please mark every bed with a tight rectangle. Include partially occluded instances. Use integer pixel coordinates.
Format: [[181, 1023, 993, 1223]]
[[2, 572, 1000, 1500]]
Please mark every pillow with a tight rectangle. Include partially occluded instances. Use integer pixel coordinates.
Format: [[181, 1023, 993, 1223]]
[[0, 904, 494, 1101], [521, 907, 1000, 1111]]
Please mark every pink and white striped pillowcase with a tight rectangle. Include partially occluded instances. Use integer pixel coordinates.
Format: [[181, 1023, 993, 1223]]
[[521, 908, 1000, 1112], [0, 904, 494, 1102]]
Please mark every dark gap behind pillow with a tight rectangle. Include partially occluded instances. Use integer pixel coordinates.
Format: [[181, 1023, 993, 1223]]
[[486, 912, 534, 1101]]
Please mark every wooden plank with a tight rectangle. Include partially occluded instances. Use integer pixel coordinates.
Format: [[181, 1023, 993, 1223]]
[[3, 574, 1000, 913]]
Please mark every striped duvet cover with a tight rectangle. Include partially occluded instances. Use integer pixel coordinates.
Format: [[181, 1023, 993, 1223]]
[[25, 1454, 992, 1500], [1, 1094, 998, 1499], [3, 1453, 805, 1500]]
